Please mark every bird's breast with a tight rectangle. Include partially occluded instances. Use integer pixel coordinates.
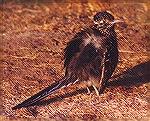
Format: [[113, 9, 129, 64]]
[[83, 32, 107, 50]]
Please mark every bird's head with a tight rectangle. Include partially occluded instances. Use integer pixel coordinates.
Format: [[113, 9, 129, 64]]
[[93, 11, 123, 31]]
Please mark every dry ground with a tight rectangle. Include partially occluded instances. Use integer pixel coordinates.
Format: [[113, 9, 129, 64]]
[[0, 0, 150, 121]]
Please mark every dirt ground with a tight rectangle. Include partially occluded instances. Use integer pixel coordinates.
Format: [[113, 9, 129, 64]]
[[0, 0, 150, 121]]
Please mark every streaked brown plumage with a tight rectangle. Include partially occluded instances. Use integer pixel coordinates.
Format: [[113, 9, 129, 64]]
[[12, 11, 122, 110]]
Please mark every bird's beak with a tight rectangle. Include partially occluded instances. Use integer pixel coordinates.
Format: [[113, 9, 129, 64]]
[[111, 20, 125, 25], [111, 19, 127, 28]]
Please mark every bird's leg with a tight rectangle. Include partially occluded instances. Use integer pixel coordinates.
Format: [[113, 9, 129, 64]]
[[84, 80, 92, 95], [92, 85, 99, 96], [90, 78, 100, 96], [86, 87, 91, 95]]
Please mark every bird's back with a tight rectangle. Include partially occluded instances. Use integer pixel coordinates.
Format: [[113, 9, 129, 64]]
[[64, 26, 118, 84]]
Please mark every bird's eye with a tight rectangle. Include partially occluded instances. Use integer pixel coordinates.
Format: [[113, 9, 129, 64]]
[[99, 20, 104, 24], [94, 21, 99, 25], [99, 21, 105, 26]]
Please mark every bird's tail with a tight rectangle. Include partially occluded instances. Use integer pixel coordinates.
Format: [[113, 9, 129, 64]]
[[12, 74, 78, 110]]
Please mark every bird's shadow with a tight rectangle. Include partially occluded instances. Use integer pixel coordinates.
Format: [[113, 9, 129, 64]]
[[28, 61, 150, 107]]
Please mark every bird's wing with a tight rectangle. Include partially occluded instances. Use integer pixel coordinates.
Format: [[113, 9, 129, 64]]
[[64, 31, 84, 68], [64, 28, 103, 69], [75, 43, 101, 68]]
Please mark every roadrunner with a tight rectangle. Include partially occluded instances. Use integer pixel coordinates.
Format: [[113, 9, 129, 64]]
[[13, 11, 123, 110]]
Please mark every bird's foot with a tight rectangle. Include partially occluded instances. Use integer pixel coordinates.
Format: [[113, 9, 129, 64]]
[[92, 85, 100, 96], [86, 87, 91, 95]]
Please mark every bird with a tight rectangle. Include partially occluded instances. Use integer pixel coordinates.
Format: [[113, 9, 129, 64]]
[[12, 11, 123, 110]]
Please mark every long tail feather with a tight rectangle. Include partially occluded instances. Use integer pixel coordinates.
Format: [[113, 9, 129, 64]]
[[12, 75, 77, 110]]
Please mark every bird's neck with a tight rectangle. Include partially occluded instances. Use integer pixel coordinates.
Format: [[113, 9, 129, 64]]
[[92, 25, 115, 37]]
